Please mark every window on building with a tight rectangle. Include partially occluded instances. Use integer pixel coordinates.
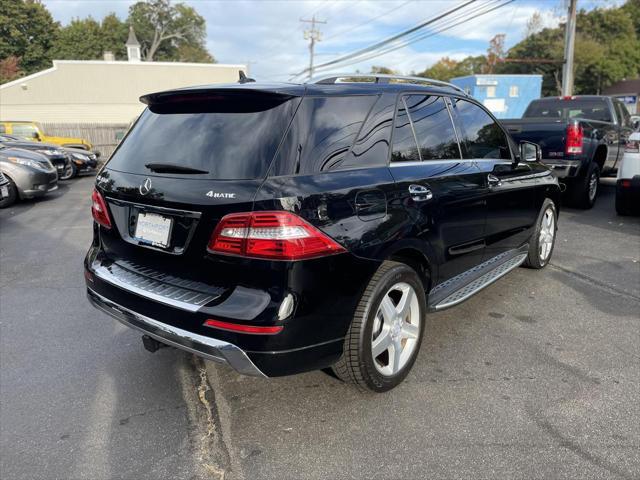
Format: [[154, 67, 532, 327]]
[[451, 99, 511, 160], [509, 85, 519, 97], [486, 86, 496, 98]]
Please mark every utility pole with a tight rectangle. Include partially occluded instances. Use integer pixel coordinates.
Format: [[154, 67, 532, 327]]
[[561, 0, 578, 96], [300, 16, 326, 80]]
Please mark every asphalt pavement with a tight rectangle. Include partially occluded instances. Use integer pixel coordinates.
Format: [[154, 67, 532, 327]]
[[1, 176, 638, 480]]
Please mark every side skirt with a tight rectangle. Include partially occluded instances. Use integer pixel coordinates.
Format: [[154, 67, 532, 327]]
[[428, 245, 528, 311]]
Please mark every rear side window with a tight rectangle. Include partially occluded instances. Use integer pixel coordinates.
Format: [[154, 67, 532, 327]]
[[451, 99, 511, 160], [615, 101, 631, 127], [524, 98, 613, 123], [11, 124, 38, 139], [107, 94, 298, 180], [391, 95, 460, 162], [270, 95, 377, 175]]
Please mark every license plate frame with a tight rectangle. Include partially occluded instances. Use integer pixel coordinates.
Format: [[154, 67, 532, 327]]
[[134, 212, 173, 248]]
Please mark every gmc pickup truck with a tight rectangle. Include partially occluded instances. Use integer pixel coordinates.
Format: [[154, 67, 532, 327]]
[[502, 96, 637, 208]]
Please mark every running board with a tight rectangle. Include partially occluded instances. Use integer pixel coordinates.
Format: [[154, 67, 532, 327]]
[[428, 248, 528, 311]]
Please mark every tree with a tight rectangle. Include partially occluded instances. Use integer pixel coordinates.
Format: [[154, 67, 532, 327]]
[[525, 12, 544, 38], [101, 14, 129, 59], [0, 0, 58, 77], [127, 0, 213, 62], [370, 66, 395, 75], [0, 56, 21, 83], [417, 55, 487, 81], [50, 17, 105, 60]]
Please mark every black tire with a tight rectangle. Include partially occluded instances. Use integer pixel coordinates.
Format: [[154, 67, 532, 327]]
[[523, 198, 557, 269], [332, 261, 426, 392], [615, 187, 632, 216], [566, 162, 599, 209], [0, 176, 18, 209]]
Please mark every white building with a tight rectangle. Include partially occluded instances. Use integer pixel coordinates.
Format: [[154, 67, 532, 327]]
[[0, 29, 245, 124]]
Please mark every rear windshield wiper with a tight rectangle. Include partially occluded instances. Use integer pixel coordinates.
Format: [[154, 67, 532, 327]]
[[144, 163, 209, 174]]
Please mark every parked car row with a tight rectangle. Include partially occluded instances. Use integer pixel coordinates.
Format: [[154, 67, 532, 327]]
[[0, 133, 99, 208]]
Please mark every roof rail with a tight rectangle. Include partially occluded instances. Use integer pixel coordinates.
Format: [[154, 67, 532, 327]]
[[309, 73, 468, 95]]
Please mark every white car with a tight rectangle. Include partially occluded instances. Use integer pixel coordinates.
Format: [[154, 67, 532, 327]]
[[616, 131, 640, 215]]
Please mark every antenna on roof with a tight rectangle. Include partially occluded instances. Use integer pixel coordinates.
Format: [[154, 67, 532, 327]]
[[238, 71, 256, 84]]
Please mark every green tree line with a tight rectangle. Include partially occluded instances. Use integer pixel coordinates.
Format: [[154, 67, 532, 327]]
[[0, 0, 214, 83], [390, 0, 640, 96]]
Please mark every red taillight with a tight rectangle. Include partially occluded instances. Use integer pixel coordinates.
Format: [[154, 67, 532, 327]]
[[624, 140, 640, 153], [620, 179, 632, 188], [565, 123, 583, 154], [91, 188, 112, 229], [207, 211, 346, 260], [203, 318, 283, 335]]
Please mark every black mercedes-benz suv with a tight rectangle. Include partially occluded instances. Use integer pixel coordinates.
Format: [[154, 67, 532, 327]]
[[85, 74, 560, 392]]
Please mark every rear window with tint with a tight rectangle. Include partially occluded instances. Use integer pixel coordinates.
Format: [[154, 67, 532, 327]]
[[270, 95, 377, 175], [524, 98, 613, 122], [107, 94, 298, 180]]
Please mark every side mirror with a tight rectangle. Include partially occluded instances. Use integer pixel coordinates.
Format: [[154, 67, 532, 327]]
[[94, 150, 101, 158], [519, 141, 541, 162], [32, 132, 40, 140], [633, 119, 640, 131]]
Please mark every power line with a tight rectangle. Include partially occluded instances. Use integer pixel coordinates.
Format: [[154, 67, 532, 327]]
[[290, 0, 476, 79], [323, 0, 413, 42], [308, 0, 516, 75]]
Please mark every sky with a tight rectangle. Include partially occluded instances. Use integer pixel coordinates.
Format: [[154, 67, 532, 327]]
[[41, 0, 620, 81]]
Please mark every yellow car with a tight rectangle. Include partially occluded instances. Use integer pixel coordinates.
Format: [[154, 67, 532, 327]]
[[0, 121, 92, 150]]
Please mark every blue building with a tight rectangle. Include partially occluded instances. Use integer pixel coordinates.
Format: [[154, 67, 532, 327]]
[[450, 74, 543, 119]]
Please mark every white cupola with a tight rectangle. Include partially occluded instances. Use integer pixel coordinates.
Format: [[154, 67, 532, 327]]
[[126, 26, 141, 62]]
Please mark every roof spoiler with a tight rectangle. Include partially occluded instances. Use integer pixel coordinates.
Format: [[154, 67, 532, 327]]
[[140, 88, 296, 106]]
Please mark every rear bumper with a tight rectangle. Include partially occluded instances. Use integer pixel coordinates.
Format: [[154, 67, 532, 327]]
[[87, 288, 266, 376], [84, 244, 378, 376], [541, 159, 582, 179], [616, 176, 640, 205]]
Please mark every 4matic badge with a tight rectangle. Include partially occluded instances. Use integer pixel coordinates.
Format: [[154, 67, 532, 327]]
[[206, 191, 236, 199]]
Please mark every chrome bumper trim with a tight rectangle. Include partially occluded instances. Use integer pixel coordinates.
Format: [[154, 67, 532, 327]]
[[87, 288, 266, 377], [90, 261, 221, 313]]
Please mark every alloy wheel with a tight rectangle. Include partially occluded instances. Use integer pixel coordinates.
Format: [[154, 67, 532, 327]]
[[371, 282, 421, 376], [539, 208, 555, 262]]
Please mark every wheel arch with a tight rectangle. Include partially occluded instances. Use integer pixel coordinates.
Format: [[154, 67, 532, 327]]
[[592, 144, 607, 171], [386, 247, 433, 293]]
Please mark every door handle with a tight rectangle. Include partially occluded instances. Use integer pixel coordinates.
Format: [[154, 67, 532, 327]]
[[408, 184, 433, 202], [487, 174, 502, 187]]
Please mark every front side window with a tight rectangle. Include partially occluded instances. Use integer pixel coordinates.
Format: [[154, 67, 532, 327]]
[[391, 95, 460, 162], [452, 99, 511, 160]]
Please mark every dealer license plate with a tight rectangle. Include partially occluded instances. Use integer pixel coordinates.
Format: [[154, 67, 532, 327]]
[[134, 212, 172, 247]]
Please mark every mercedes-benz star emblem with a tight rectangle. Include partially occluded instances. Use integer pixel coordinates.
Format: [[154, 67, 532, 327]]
[[139, 178, 152, 195]]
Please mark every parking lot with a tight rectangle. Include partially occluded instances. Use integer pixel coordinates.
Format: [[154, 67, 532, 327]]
[[1, 176, 638, 479]]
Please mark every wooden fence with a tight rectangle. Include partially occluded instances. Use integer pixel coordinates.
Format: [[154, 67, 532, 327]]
[[40, 122, 130, 159]]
